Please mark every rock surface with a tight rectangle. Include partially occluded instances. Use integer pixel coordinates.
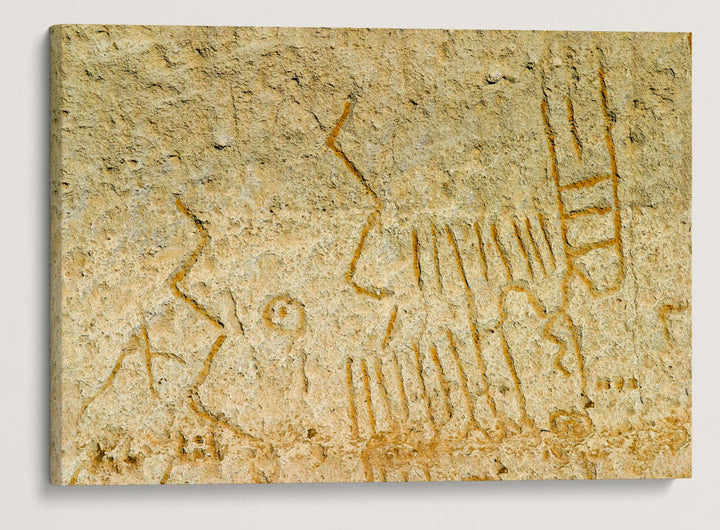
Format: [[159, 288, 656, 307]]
[[50, 25, 691, 484]]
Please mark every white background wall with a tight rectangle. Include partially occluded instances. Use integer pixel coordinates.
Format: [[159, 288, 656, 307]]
[[1, 1, 717, 528]]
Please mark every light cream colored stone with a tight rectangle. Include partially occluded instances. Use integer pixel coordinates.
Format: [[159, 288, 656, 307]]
[[50, 25, 691, 485]]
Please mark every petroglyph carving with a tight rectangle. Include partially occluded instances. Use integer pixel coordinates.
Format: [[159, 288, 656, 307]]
[[51, 26, 691, 484], [263, 295, 307, 335]]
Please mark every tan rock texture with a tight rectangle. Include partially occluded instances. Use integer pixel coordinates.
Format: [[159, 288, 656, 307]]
[[49, 25, 691, 485]]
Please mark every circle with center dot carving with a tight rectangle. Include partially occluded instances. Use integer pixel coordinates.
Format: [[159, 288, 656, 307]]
[[263, 295, 306, 334]]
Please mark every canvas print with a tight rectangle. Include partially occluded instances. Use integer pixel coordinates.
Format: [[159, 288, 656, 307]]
[[50, 25, 691, 485]]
